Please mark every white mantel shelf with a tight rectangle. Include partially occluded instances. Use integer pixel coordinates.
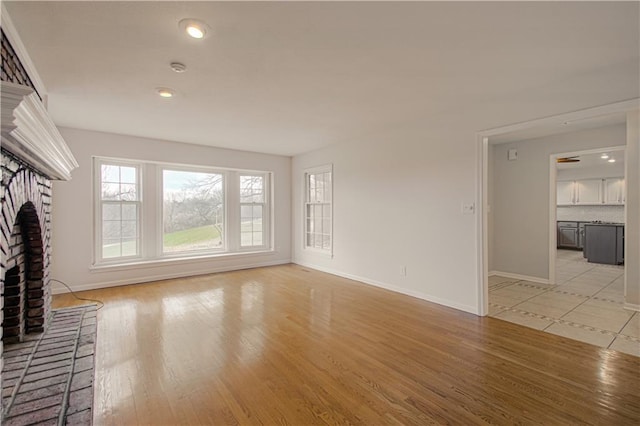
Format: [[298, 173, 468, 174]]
[[1, 81, 78, 180]]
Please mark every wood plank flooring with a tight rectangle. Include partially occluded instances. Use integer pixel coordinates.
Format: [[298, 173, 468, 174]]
[[52, 264, 640, 425]]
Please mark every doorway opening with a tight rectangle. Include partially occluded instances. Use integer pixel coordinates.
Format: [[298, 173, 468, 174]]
[[476, 100, 638, 355]]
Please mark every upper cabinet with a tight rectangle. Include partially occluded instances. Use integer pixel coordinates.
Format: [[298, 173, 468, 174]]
[[604, 178, 625, 205], [557, 178, 625, 206], [575, 179, 602, 204], [557, 181, 575, 205]]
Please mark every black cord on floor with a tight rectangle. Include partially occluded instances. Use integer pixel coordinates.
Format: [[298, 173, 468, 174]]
[[50, 278, 105, 310]]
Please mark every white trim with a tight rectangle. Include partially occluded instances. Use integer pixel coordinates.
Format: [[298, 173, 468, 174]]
[[1, 82, 78, 180], [624, 302, 640, 312], [239, 172, 271, 251], [549, 155, 557, 285], [488, 271, 550, 285], [1, 4, 48, 101], [478, 99, 640, 138], [90, 248, 278, 272], [93, 158, 144, 264], [297, 261, 478, 315], [478, 136, 489, 316], [53, 259, 290, 294], [303, 163, 333, 257]]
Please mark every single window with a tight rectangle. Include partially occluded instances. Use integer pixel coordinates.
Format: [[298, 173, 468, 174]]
[[305, 166, 332, 252], [162, 169, 225, 253], [98, 162, 141, 260], [240, 174, 267, 248]]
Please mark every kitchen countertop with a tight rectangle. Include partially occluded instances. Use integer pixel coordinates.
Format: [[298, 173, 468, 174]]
[[559, 221, 625, 226]]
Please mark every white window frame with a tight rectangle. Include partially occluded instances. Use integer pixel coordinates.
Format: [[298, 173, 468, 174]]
[[94, 158, 143, 264], [160, 165, 228, 257], [239, 173, 270, 251], [93, 157, 274, 268], [304, 164, 333, 256]]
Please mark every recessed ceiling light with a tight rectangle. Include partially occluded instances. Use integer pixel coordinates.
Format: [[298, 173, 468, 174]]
[[179, 18, 210, 39], [156, 87, 175, 98], [600, 153, 609, 159], [608, 158, 616, 163]]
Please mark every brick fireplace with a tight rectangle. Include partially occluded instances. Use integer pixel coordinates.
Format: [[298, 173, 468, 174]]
[[1, 55, 78, 423], [1, 151, 53, 343]]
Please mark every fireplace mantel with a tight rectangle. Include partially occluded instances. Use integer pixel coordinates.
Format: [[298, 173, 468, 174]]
[[1, 81, 78, 180]]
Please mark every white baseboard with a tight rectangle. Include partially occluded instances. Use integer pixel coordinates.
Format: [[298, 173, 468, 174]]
[[624, 302, 640, 312], [489, 270, 549, 285], [51, 259, 291, 294], [295, 261, 479, 315]]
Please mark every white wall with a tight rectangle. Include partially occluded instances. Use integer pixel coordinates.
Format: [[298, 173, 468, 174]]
[[625, 111, 639, 308], [292, 126, 480, 314], [490, 124, 626, 281], [51, 127, 291, 292]]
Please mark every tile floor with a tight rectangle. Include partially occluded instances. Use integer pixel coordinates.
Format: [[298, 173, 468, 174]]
[[489, 249, 639, 357]]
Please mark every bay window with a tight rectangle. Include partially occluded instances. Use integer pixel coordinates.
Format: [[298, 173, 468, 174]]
[[93, 157, 273, 266]]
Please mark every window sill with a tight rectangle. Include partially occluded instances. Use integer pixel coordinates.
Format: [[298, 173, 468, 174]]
[[90, 249, 277, 273], [303, 247, 333, 258]]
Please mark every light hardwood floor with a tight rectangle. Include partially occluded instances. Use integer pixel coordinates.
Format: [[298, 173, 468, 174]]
[[53, 264, 640, 425]]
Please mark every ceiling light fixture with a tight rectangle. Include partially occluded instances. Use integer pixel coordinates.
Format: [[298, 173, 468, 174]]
[[179, 18, 210, 39], [600, 153, 609, 159], [170, 62, 187, 73], [156, 87, 175, 98], [608, 158, 616, 163]]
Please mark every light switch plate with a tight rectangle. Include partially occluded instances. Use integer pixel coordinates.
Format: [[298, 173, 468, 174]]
[[462, 202, 475, 215], [508, 148, 518, 161]]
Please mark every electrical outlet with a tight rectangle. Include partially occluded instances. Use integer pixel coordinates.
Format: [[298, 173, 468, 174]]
[[400, 266, 407, 276], [462, 202, 475, 215]]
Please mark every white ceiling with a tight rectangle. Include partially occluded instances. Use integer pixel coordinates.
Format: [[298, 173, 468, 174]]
[[5, 1, 640, 156], [557, 150, 625, 170]]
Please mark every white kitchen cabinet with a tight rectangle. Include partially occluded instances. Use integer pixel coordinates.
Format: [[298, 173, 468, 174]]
[[575, 179, 602, 204], [604, 178, 625, 205], [556, 178, 624, 206], [557, 181, 575, 205]]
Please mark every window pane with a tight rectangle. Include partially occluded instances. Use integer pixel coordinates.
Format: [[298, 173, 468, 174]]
[[102, 183, 120, 200], [119, 184, 137, 201], [241, 232, 253, 246], [324, 173, 332, 201], [163, 170, 224, 253], [323, 204, 331, 217], [322, 235, 331, 249], [241, 205, 253, 219], [121, 221, 137, 239], [240, 175, 264, 203], [253, 232, 263, 246], [101, 165, 119, 183], [102, 239, 121, 258], [103, 204, 121, 221], [122, 204, 137, 220], [102, 221, 121, 240], [121, 239, 137, 257], [252, 205, 263, 220], [322, 219, 331, 234], [120, 167, 136, 184]]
